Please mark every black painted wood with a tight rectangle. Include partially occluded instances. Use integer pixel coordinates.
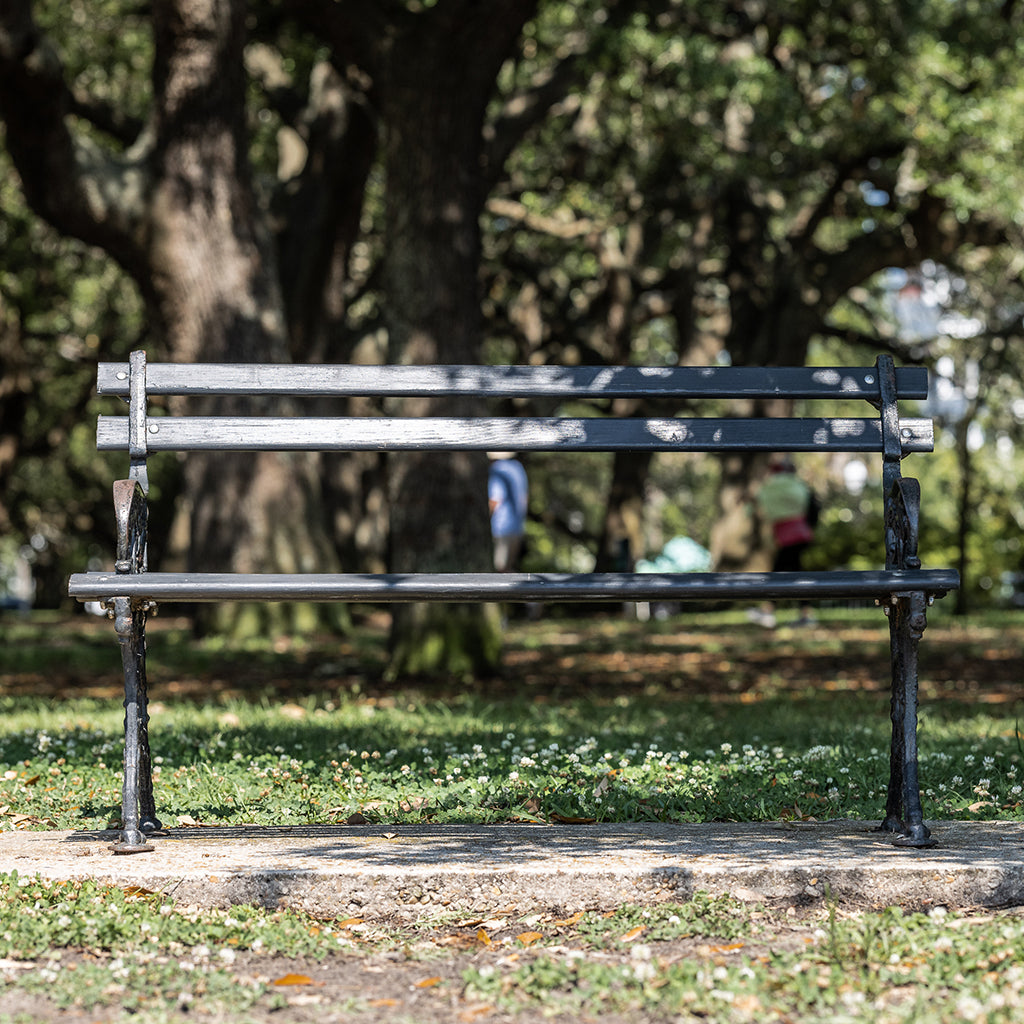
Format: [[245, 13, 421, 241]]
[[96, 362, 929, 401], [96, 415, 935, 454], [69, 568, 960, 603]]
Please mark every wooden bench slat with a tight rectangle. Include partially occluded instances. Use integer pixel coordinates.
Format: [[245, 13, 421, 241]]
[[69, 568, 959, 603], [96, 362, 929, 401], [96, 415, 935, 453]]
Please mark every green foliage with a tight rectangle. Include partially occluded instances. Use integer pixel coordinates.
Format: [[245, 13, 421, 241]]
[[5, 0, 1024, 615], [0, 149, 147, 604]]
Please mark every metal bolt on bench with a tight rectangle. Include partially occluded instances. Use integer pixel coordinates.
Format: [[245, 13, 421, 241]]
[[69, 352, 959, 852]]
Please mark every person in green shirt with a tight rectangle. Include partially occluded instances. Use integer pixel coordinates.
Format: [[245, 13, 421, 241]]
[[749, 456, 819, 628]]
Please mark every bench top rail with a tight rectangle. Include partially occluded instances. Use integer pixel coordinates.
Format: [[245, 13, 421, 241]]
[[96, 414, 935, 453], [69, 568, 960, 603], [96, 362, 929, 401]]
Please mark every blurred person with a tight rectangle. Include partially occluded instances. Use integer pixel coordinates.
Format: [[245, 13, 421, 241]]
[[487, 452, 528, 572], [749, 456, 819, 628]]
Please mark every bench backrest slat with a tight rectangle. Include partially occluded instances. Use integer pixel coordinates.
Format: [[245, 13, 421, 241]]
[[96, 362, 929, 401], [96, 415, 934, 453]]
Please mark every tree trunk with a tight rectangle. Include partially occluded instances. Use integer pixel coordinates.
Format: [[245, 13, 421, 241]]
[[594, 450, 653, 572], [379, 77, 500, 678], [374, 5, 534, 676], [146, 0, 348, 636], [953, 405, 978, 617], [0, 0, 357, 637]]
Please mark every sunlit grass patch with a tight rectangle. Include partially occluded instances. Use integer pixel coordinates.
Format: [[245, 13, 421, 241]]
[[0, 690, 1021, 831], [0, 688, 1019, 831], [463, 900, 1024, 1023]]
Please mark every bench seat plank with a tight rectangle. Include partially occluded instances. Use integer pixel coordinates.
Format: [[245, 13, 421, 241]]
[[69, 569, 959, 603], [96, 362, 929, 400], [96, 415, 935, 453]]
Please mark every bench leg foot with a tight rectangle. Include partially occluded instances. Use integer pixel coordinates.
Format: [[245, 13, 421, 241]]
[[880, 590, 936, 848], [114, 597, 161, 852]]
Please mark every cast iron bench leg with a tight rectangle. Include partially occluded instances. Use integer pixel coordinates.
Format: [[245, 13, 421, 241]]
[[111, 597, 160, 853], [881, 590, 935, 847]]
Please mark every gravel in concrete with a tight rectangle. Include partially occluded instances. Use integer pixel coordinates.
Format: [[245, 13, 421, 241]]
[[1, 820, 1022, 918]]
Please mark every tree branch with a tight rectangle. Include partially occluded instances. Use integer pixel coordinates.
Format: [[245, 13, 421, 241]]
[[811, 192, 1011, 307], [483, 42, 589, 188], [0, 0, 148, 267]]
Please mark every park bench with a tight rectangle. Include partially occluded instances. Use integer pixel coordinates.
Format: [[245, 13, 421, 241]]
[[69, 351, 959, 853]]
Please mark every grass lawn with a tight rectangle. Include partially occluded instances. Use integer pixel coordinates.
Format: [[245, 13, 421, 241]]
[[0, 605, 1020, 832], [0, 605, 1022, 1022]]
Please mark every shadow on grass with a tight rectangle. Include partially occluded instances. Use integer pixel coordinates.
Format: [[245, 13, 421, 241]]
[[2, 606, 1022, 714]]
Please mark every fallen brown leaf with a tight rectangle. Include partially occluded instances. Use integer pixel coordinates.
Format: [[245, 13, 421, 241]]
[[273, 973, 319, 987]]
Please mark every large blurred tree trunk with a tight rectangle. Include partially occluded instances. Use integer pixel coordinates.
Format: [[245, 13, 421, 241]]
[[151, 0, 328, 636], [365, 1, 536, 676], [0, 0, 354, 636]]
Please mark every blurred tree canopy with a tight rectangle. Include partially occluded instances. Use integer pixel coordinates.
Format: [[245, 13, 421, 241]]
[[3, 0, 1024, 665]]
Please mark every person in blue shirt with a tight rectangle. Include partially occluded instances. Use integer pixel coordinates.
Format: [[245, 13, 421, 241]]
[[487, 453, 529, 572]]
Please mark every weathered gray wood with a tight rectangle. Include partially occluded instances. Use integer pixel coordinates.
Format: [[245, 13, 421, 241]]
[[96, 415, 935, 453], [96, 362, 930, 401], [69, 568, 960, 603]]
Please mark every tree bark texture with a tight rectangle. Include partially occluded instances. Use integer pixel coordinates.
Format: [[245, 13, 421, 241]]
[[0, 0, 354, 636], [149, 0, 331, 635], [369, 3, 535, 676]]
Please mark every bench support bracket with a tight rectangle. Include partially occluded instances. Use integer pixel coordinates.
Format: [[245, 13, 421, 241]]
[[878, 465, 936, 847], [109, 478, 161, 853], [882, 588, 935, 847]]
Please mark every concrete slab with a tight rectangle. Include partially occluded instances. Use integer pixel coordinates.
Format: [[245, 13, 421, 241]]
[[1, 820, 1022, 918]]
